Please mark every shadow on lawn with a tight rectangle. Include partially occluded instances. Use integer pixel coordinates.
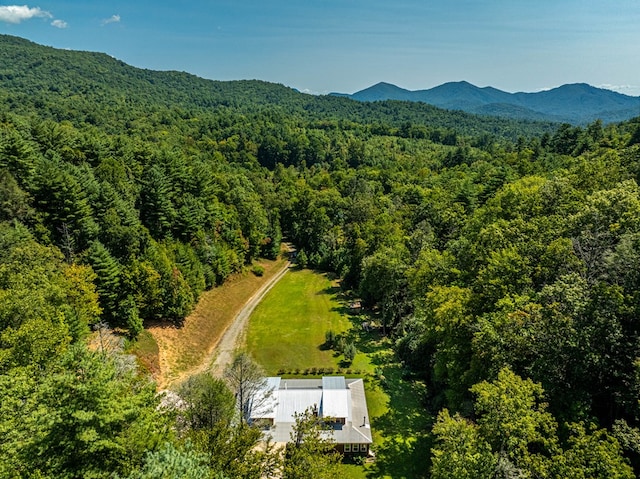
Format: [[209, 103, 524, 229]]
[[314, 282, 434, 478], [317, 284, 342, 296], [346, 320, 433, 478], [366, 360, 434, 479]]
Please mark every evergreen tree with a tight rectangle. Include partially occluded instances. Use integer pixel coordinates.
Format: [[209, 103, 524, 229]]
[[0, 345, 167, 478], [139, 164, 176, 239], [125, 442, 214, 479], [87, 240, 122, 326], [0, 169, 34, 222]]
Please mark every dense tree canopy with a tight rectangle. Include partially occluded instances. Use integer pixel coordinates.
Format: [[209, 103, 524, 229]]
[[3, 33, 640, 477]]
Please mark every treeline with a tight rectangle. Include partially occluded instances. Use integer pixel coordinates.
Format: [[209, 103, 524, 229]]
[[1, 112, 283, 337], [0, 34, 556, 140]]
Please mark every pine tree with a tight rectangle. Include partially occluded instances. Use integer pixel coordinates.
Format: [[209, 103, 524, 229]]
[[88, 240, 121, 326], [119, 294, 142, 338], [139, 164, 176, 238]]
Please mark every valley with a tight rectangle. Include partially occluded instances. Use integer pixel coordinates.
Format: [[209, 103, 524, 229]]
[[1, 34, 640, 478]]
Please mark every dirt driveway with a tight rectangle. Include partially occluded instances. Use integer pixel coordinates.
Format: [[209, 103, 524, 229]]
[[208, 260, 291, 376], [148, 251, 291, 388]]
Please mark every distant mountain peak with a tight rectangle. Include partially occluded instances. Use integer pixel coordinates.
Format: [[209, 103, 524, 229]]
[[449, 80, 474, 87], [372, 81, 399, 87], [330, 81, 640, 124], [350, 82, 413, 102], [358, 81, 409, 91]]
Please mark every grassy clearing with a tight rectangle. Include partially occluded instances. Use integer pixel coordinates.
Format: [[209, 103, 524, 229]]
[[340, 464, 368, 479], [245, 267, 432, 478], [246, 268, 371, 374], [365, 362, 432, 478], [126, 330, 160, 376]]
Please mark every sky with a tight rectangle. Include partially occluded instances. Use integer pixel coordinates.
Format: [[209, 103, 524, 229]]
[[1, 1, 640, 96]]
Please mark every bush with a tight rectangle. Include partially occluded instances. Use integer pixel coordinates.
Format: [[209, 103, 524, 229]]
[[296, 249, 308, 268], [309, 252, 322, 268], [251, 265, 265, 277], [344, 342, 357, 363], [325, 330, 336, 347]]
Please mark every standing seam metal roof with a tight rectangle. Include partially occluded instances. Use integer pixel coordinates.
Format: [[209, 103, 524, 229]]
[[251, 376, 373, 445]]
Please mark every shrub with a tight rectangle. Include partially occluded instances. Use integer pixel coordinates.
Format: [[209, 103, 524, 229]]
[[296, 249, 308, 268], [251, 265, 265, 277], [344, 342, 357, 364], [336, 337, 347, 353], [325, 330, 336, 347], [309, 252, 322, 268]]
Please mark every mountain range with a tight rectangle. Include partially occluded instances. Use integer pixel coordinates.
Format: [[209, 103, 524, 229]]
[[331, 81, 640, 124], [0, 34, 557, 140], [4, 34, 639, 130]]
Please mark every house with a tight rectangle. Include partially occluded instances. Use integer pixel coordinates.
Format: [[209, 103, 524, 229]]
[[249, 376, 373, 455]]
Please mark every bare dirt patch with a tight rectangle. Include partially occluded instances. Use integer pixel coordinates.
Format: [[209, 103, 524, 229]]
[[147, 253, 289, 389]]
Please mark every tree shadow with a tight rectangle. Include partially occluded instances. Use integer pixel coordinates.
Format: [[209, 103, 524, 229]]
[[317, 284, 342, 296], [365, 357, 434, 478], [330, 304, 351, 315], [311, 281, 435, 477], [339, 359, 352, 368]]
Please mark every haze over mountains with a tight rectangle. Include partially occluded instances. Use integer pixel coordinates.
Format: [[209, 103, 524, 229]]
[[332, 81, 640, 124]]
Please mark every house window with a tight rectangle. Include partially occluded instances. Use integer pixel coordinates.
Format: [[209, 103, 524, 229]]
[[344, 444, 351, 453], [360, 444, 368, 453]]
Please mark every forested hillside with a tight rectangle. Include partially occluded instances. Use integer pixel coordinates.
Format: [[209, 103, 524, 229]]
[[2, 35, 640, 478], [0, 35, 557, 140]]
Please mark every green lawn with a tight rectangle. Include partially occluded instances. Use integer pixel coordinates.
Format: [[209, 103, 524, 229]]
[[246, 268, 373, 374], [245, 267, 431, 478]]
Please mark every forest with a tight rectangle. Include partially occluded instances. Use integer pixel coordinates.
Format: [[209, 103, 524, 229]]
[[2, 34, 640, 478]]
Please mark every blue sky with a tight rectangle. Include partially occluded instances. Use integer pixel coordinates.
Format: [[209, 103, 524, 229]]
[[1, 1, 640, 96]]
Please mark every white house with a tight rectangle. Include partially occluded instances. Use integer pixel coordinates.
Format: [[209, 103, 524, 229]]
[[250, 376, 373, 455]]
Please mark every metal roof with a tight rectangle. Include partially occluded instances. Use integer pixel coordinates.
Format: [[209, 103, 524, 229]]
[[266, 376, 282, 390], [322, 376, 347, 390], [321, 389, 350, 419], [252, 376, 373, 446], [275, 389, 323, 423], [250, 377, 280, 419]]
